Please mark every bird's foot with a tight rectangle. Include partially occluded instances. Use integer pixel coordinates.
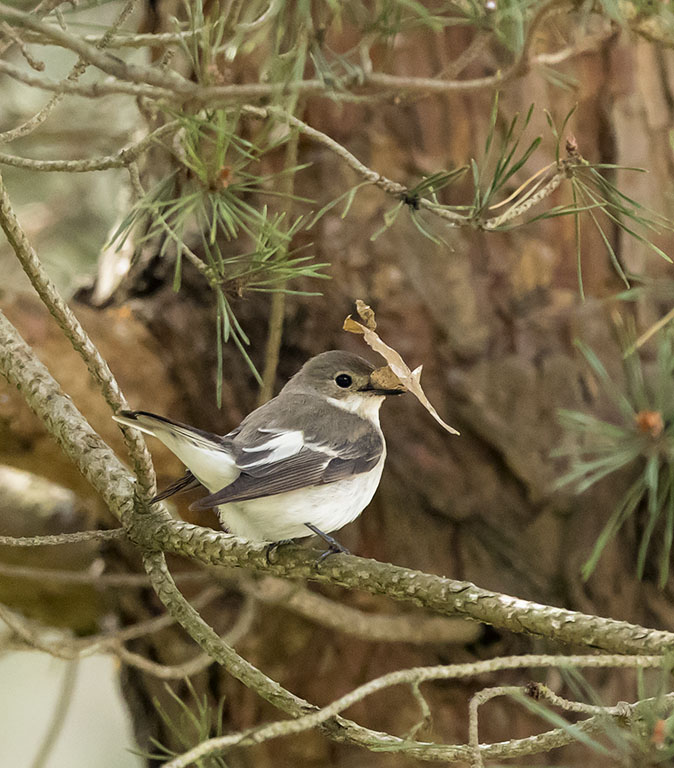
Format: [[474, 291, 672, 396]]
[[305, 523, 350, 562], [265, 539, 294, 565]]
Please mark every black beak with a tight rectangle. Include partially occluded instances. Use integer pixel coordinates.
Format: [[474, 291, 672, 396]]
[[358, 384, 406, 396]]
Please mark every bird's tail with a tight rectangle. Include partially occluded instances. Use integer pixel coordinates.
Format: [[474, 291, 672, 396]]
[[112, 410, 167, 436], [113, 410, 236, 492]]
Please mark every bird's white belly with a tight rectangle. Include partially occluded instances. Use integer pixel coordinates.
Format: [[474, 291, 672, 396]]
[[215, 453, 386, 542]]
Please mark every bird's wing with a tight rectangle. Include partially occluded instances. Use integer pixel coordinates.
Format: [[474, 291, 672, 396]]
[[152, 471, 203, 503], [189, 428, 383, 510]]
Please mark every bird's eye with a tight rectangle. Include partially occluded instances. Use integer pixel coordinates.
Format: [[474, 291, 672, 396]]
[[335, 373, 352, 388]]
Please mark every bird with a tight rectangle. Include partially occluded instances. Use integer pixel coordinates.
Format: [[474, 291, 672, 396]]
[[113, 350, 404, 551]]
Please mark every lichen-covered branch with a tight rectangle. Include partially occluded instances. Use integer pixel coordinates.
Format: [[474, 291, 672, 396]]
[[3, 308, 674, 660], [138, 518, 674, 655]]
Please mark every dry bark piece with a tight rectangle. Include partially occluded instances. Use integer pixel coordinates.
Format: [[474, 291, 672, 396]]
[[343, 301, 460, 436], [370, 366, 405, 391]]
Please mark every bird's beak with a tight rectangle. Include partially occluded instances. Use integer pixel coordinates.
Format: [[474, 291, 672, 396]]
[[359, 366, 407, 396], [359, 384, 406, 396]]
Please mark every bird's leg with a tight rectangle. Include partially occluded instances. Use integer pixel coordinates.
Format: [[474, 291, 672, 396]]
[[304, 523, 350, 561], [265, 539, 294, 565]]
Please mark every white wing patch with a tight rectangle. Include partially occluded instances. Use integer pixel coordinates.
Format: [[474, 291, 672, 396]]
[[238, 429, 305, 468]]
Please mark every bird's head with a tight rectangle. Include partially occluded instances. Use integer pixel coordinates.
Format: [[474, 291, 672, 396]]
[[283, 350, 405, 412]]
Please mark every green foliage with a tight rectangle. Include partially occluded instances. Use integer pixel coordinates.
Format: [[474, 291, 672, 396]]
[[370, 99, 673, 296], [47, 2, 674, 398], [111, 108, 327, 394], [135, 679, 229, 767], [472, 96, 542, 215], [567, 160, 674, 293], [556, 327, 674, 586]]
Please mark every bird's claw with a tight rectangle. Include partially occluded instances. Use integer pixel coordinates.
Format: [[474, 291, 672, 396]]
[[265, 539, 293, 565], [316, 540, 351, 564]]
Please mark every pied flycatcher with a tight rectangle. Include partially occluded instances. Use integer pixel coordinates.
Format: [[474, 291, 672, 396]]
[[113, 351, 403, 549]]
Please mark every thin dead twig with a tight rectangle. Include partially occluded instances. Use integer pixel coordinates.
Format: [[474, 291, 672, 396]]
[[0, 529, 126, 547]]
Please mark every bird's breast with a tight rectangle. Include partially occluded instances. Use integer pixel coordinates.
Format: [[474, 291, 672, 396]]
[[216, 449, 386, 542]]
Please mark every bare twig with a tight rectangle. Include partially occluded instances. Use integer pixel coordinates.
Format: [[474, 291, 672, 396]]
[[112, 593, 256, 679], [0, 0, 138, 145], [1, 587, 222, 658], [0, 58, 173, 99], [0, 560, 207, 585], [0, 529, 126, 547], [29, 660, 79, 768], [470, 685, 523, 768], [21, 29, 202, 49], [529, 682, 636, 718], [1, 21, 45, 70], [245, 576, 480, 644], [0, 121, 179, 172]]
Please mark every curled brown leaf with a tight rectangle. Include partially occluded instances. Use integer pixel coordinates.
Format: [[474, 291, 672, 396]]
[[343, 301, 460, 436]]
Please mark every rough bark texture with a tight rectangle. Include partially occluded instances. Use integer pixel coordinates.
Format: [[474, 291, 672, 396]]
[[3, 17, 674, 768]]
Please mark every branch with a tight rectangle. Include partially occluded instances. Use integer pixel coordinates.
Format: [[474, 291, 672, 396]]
[[140, 549, 428, 757], [0, 529, 125, 547], [0, 309, 138, 527], [0, 0, 605, 121], [0, 121, 179, 172], [0, 58, 173, 99], [141, 519, 674, 656], [20, 28, 202, 49], [0, 0, 65, 57], [3, 307, 674, 659], [470, 685, 524, 768], [163, 653, 667, 768], [241, 104, 568, 230], [0, 560, 207, 585], [0, 170, 156, 499], [3, 307, 673, 659], [112, 592, 256, 680], [0, 0, 137, 145], [244, 576, 481, 644], [5, 269, 674, 760], [1, 586, 221, 657], [0, 3, 195, 95]]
